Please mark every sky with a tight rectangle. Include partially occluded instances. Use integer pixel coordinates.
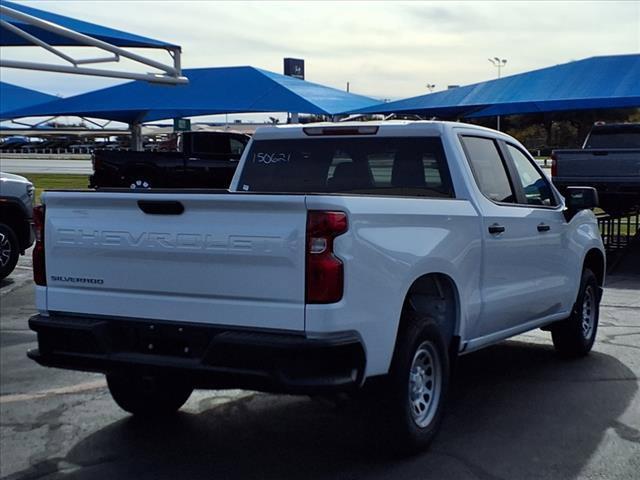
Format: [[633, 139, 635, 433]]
[[1, 0, 639, 124]]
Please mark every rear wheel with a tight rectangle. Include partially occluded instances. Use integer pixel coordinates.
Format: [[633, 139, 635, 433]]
[[126, 170, 155, 190], [0, 223, 19, 281], [106, 373, 193, 416], [551, 268, 600, 357], [128, 178, 152, 189], [380, 313, 450, 454]]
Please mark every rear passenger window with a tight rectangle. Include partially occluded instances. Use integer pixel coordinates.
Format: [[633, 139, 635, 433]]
[[460, 136, 515, 203], [424, 155, 444, 187], [367, 151, 395, 186]]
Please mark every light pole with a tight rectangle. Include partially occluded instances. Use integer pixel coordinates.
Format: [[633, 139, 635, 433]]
[[488, 57, 507, 130], [426, 83, 436, 93]]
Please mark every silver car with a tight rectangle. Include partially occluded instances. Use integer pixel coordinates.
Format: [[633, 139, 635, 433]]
[[0, 172, 35, 280]]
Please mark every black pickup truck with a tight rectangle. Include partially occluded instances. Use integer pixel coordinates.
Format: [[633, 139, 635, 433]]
[[552, 123, 640, 215], [89, 131, 251, 189]]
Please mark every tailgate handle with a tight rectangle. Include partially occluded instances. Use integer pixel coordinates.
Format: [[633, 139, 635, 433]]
[[593, 151, 608, 156], [137, 200, 184, 215]]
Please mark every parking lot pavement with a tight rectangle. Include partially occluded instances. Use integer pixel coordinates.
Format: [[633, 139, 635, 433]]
[[1, 254, 638, 479]]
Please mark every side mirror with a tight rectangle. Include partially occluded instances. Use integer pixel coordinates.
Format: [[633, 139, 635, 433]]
[[564, 186, 599, 220]]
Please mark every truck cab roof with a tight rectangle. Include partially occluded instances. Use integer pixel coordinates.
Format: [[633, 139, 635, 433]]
[[252, 120, 504, 141]]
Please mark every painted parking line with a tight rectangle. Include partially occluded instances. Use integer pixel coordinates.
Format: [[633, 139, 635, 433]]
[[0, 379, 107, 404]]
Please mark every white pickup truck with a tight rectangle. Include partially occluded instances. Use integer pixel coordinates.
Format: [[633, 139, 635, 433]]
[[28, 121, 605, 452]]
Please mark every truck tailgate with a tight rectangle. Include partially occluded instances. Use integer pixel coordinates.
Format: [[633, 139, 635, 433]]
[[555, 149, 640, 179], [42, 191, 307, 331]]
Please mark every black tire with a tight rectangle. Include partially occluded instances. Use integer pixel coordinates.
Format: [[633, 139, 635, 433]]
[[106, 373, 193, 416], [0, 223, 20, 281], [382, 312, 450, 454], [551, 268, 600, 358]]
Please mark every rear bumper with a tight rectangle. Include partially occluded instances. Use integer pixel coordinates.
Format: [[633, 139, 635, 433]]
[[28, 314, 366, 394]]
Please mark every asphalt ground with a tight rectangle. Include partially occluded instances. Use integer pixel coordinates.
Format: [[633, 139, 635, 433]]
[[1, 250, 638, 480]]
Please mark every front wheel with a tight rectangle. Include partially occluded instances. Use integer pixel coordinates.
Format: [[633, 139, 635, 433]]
[[0, 223, 19, 281], [106, 373, 193, 417], [551, 268, 600, 357], [382, 313, 450, 454]]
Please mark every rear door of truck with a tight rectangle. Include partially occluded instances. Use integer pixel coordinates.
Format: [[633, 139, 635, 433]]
[[42, 191, 307, 331]]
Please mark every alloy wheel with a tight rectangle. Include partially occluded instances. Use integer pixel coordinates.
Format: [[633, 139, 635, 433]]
[[0, 232, 11, 268], [130, 179, 151, 189]]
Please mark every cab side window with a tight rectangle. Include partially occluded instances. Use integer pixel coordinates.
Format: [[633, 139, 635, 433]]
[[460, 136, 515, 203], [191, 133, 230, 155], [507, 144, 556, 207], [230, 137, 247, 155]]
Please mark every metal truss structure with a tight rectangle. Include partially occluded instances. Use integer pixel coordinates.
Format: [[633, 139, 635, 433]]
[[0, 2, 188, 85]]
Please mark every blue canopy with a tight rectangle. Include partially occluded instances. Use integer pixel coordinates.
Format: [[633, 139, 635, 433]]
[[0, 81, 58, 119], [0, 0, 177, 48], [2, 66, 379, 122], [355, 54, 640, 118]]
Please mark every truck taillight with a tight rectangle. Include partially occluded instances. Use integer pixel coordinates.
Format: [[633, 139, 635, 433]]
[[551, 152, 557, 178], [32, 205, 46, 286], [306, 211, 347, 304]]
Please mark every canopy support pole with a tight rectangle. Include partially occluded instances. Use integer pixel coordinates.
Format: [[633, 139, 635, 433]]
[[130, 122, 143, 151]]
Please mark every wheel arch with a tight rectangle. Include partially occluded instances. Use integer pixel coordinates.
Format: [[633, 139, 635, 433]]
[[395, 272, 461, 359], [583, 248, 605, 286], [0, 201, 30, 252]]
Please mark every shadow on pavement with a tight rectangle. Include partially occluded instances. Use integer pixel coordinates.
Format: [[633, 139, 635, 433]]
[[8, 340, 637, 480], [0, 276, 16, 289]]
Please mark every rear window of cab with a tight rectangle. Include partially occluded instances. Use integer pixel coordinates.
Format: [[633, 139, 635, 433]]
[[238, 137, 455, 198]]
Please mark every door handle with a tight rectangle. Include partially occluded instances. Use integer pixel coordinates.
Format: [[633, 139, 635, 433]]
[[537, 223, 551, 232], [488, 224, 505, 235]]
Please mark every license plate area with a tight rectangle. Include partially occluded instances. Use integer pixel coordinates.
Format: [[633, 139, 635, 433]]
[[111, 321, 214, 359]]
